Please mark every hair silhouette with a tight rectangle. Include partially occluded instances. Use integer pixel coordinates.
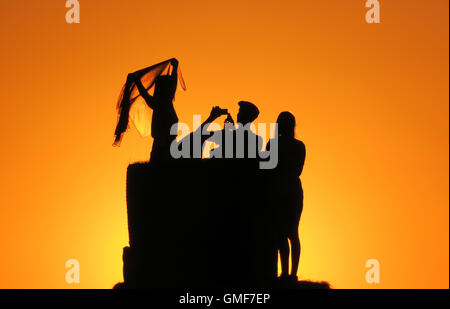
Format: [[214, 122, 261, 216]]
[[237, 101, 260, 125], [154, 75, 177, 102], [277, 111, 296, 138]]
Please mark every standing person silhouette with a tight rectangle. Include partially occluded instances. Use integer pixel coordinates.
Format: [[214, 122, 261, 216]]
[[131, 58, 179, 162], [267, 112, 306, 282]]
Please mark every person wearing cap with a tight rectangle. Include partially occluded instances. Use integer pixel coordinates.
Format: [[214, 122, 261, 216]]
[[206, 101, 263, 159], [174, 101, 263, 159]]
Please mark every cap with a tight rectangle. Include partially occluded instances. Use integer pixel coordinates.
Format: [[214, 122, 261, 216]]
[[238, 101, 259, 122]]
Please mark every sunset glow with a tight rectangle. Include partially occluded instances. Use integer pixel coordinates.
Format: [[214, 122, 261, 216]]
[[0, 0, 448, 288]]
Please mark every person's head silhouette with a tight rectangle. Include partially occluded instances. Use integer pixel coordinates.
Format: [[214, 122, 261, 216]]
[[237, 101, 259, 125], [277, 111, 296, 138], [154, 75, 177, 102]]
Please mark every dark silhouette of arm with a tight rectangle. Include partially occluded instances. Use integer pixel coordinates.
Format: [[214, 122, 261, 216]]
[[133, 75, 156, 110], [295, 140, 306, 176], [177, 106, 229, 156], [170, 58, 178, 87], [199, 107, 232, 149]]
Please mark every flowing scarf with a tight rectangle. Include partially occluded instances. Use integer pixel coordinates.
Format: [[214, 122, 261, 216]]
[[113, 58, 187, 146]]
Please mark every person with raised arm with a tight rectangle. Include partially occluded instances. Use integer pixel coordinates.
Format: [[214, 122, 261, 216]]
[[131, 58, 180, 162]]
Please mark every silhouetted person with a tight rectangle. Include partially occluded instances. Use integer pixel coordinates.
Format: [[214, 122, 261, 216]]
[[267, 111, 306, 282], [131, 58, 179, 162], [203, 101, 263, 159], [177, 101, 263, 159]]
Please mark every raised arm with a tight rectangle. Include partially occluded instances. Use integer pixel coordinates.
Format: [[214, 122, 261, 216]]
[[168, 58, 179, 96], [171, 58, 178, 78], [130, 73, 156, 110], [176, 106, 229, 156], [201, 106, 231, 142]]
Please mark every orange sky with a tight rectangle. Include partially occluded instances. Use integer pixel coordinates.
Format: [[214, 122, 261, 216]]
[[0, 0, 448, 288]]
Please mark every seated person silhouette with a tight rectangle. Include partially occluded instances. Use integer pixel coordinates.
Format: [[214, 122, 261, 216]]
[[266, 111, 306, 282], [191, 101, 263, 159], [130, 58, 179, 162]]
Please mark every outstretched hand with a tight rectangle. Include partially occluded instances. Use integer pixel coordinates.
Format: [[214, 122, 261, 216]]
[[225, 113, 235, 125], [209, 106, 228, 120], [127, 73, 138, 82]]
